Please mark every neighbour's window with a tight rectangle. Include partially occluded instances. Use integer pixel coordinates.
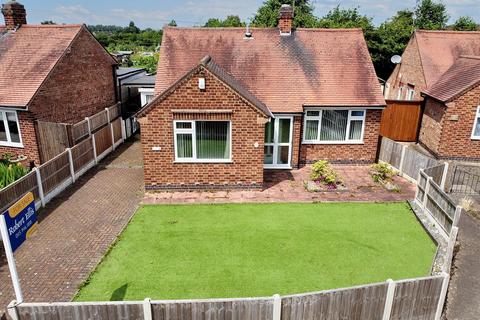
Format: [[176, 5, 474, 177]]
[[303, 109, 365, 143], [145, 94, 154, 105], [471, 106, 480, 140], [0, 109, 22, 147], [174, 120, 231, 162], [406, 85, 415, 100], [397, 86, 404, 100]]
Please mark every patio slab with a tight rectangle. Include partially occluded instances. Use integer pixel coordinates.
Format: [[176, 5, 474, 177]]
[[143, 165, 416, 204]]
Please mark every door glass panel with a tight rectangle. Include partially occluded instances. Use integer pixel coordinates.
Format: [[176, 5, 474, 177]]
[[264, 146, 274, 164], [278, 118, 291, 143], [264, 121, 274, 143], [276, 146, 289, 165]]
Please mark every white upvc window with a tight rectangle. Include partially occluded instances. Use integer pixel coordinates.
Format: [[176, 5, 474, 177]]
[[173, 120, 232, 163], [302, 109, 366, 144], [406, 85, 415, 100], [139, 88, 155, 107], [397, 86, 405, 100], [471, 106, 480, 140], [0, 109, 23, 148]]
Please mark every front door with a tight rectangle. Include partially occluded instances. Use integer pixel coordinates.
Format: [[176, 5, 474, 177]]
[[264, 116, 293, 169]]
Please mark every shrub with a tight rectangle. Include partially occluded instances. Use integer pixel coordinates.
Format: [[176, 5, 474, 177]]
[[370, 163, 397, 183], [310, 160, 343, 189], [0, 160, 30, 189]]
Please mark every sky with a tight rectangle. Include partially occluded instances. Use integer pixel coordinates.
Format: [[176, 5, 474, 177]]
[[18, 0, 480, 29]]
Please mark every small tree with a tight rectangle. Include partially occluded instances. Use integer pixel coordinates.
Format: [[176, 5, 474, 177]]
[[453, 16, 477, 31], [252, 0, 317, 28], [204, 15, 245, 27], [414, 0, 449, 30]]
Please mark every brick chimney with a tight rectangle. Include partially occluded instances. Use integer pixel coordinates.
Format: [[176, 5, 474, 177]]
[[2, 0, 27, 31], [278, 4, 293, 35]]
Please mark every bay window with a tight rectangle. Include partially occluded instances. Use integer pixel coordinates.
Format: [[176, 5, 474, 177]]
[[174, 120, 231, 162], [0, 109, 22, 147], [471, 106, 480, 140], [303, 109, 366, 144]]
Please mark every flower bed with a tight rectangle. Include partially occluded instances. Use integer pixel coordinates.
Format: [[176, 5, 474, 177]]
[[370, 163, 400, 192], [0, 153, 30, 189], [304, 160, 347, 192]]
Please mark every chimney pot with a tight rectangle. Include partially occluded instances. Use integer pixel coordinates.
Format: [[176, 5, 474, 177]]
[[278, 4, 294, 35], [2, 0, 27, 31]]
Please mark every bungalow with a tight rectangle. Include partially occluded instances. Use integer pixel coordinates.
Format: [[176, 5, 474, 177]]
[[136, 5, 386, 190], [0, 0, 118, 165]]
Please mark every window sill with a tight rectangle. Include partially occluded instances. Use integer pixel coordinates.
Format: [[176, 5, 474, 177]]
[[302, 141, 364, 145], [0, 142, 24, 148], [471, 137, 480, 141], [174, 160, 233, 164]]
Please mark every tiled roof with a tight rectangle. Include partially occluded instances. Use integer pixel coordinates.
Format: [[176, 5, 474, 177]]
[[156, 27, 385, 113], [0, 24, 83, 108], [415, 30, 480, 88], [423, 56, 480, 102]]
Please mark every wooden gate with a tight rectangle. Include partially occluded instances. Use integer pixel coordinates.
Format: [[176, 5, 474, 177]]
[[380, 100, 423, 142], [36, 121, 72, 162]]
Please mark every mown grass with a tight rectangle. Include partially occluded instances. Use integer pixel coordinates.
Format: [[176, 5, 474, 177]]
[[76, 202, 436, 301]]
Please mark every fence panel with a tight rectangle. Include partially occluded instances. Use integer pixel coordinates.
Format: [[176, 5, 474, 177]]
[[71, 137, 95, 172], [107, 104, 121, 121], [112, 118, 123, 143], [38, 151, 71, 195], [16, 302, 144, 320], [0, 171, 39, 213], [94, 125, 113, 156], [281, 283, 388, 320], [425, 181, 455, 234], [390, 276, 444, 320], [380, 100, 422, 142], [151, 299, 274, 320], [72, 120, 89, 143], [424, 164, 445, 186], [402, 149, 437, 182], [89, 110, 108, 133], [36, 121, 71, 162]]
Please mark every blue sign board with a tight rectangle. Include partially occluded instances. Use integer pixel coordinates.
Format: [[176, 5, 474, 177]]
[[2, 192, 38, 252]]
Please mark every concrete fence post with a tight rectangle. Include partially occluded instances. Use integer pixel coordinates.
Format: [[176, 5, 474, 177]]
[[143, 298, 152, 320], [85, 117, 91, 135], [443, 226, 459, 274], [66, 148, 75, 183], [440, 162, 449, 191], [105, 107, 111, 123], [382, 279, 396, 320], [398, 144, 406, 174], [121, 119, 127, 140], [91, 135, 98, 165], [272, 294, 281, 320], [7, 301, 19, 320], [452, 206, 462, 228], [110, 123, 116, 152], [435, 272, 450, 320], [423, 176, 432, 209], [33, 167, 45, 207]]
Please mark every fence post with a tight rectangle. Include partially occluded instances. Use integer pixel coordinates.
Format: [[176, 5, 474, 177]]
[[91, 135, 98, 165], [143, 298, 152, 320], [398, 144, 406, 174], [7, 301, 19, 320], [272, 294, 281, 320], [443, 226, 459, 274], [85, 117, 91, 135], [382, 279, 396, 320], [105, 107, 111, 123], [440, 162, 449, 191], [66, 148, 75, 183], [452, 206, 462, 228], [34, 167, 45, 207], [121, 119, 127, 140], [435, 272, 450, 320], [110, 122, 116, 152], [423, 176, 432, 209]]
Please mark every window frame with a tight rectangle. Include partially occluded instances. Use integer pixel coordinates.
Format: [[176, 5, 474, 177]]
[[302, 108, 366, 145], [173, 120, 232, 163], [0, 109, 23, 148], [471, 106, 480, 140], [406, 85, 415, 100]]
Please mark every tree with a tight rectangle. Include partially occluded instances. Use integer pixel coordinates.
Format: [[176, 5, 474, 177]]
[[125, 21, 140, 34], [204, 15, 245, 27], [41, 20, 56, 25], [252, 0, 317, 28], [414, 0, 449, 30], [317, 6, 373, 31], [168, 20, 177, 27], [452, 16, 477, 31], [131, 53, 159, 73]]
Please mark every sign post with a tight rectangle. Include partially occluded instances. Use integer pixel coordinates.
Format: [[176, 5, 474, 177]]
[[0, 192, 38, 303]]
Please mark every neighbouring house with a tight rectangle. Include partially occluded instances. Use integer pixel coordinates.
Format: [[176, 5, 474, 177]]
[[116, 67, 156, 115], [136, 4, 385, 191], [0, 0, 118, 165], [420, 56, 480, 161], [385, 30, 480, 101]]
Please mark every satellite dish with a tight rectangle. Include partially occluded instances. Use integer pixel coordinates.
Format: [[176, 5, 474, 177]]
[[391, 55, 402, 64]]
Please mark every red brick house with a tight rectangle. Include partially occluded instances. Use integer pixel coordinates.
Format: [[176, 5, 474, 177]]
[[136, 5, 386, 190], [385, 30, 480, 101], [0, 1, 117, 165], [420, 56, 480, 161]]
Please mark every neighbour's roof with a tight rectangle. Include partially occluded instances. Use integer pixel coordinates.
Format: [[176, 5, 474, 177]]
[[122, 74, 156, 87], [156, 27, 385, 113], [137, 55, 273, 118], [415, 30, 480, 88], [0, 24, 86, 108], [117, 67, 145, 77], [423, 56, 480, 103]]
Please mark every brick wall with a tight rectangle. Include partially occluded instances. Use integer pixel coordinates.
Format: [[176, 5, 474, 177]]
[[291, 115, 302, 168], [140, 67, 268, 190], [419, 98, 446, 155], [0, 111, 39, 164], [386, 35, 426, 101], [29, 27, 116, 124], [299, 109, 382, 164]]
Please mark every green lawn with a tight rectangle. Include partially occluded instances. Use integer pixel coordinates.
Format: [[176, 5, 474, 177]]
[[76, 202, 436, 301]]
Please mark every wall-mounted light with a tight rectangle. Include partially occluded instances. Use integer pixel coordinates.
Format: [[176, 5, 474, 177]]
[[198, 78, 206, 90]]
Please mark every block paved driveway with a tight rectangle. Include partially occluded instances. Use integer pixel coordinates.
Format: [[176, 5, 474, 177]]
[[0, 136, 144, 317]]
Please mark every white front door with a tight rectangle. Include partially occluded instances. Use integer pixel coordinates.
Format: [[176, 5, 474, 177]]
[[264, 116, 293, 169]]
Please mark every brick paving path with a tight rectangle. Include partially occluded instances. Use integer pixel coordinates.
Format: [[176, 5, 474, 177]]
[[0, 136, 144, 317], [143, 165, 416, 204]]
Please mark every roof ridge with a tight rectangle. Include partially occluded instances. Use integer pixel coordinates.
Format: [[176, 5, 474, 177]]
[[20, 24, 84, 29], [416, 29, 480, 35], [164, 26, 362, 32], [459, 55, 480, 60]]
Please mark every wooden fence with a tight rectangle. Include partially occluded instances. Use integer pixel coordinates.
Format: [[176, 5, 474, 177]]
[[0, 118, 125, 214], [8, 275, 449, 320], [380, 100, 423, 142], [379, 137, 438, 183]]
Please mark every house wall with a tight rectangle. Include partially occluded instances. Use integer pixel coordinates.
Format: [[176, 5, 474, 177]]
[[140, 68, 268, 190], [419, 98, 446, 155], [29, 27, 117, 124], [299, 109, 382, 164], [0, 111, 39, 164], [385, 35, 426, 101]]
